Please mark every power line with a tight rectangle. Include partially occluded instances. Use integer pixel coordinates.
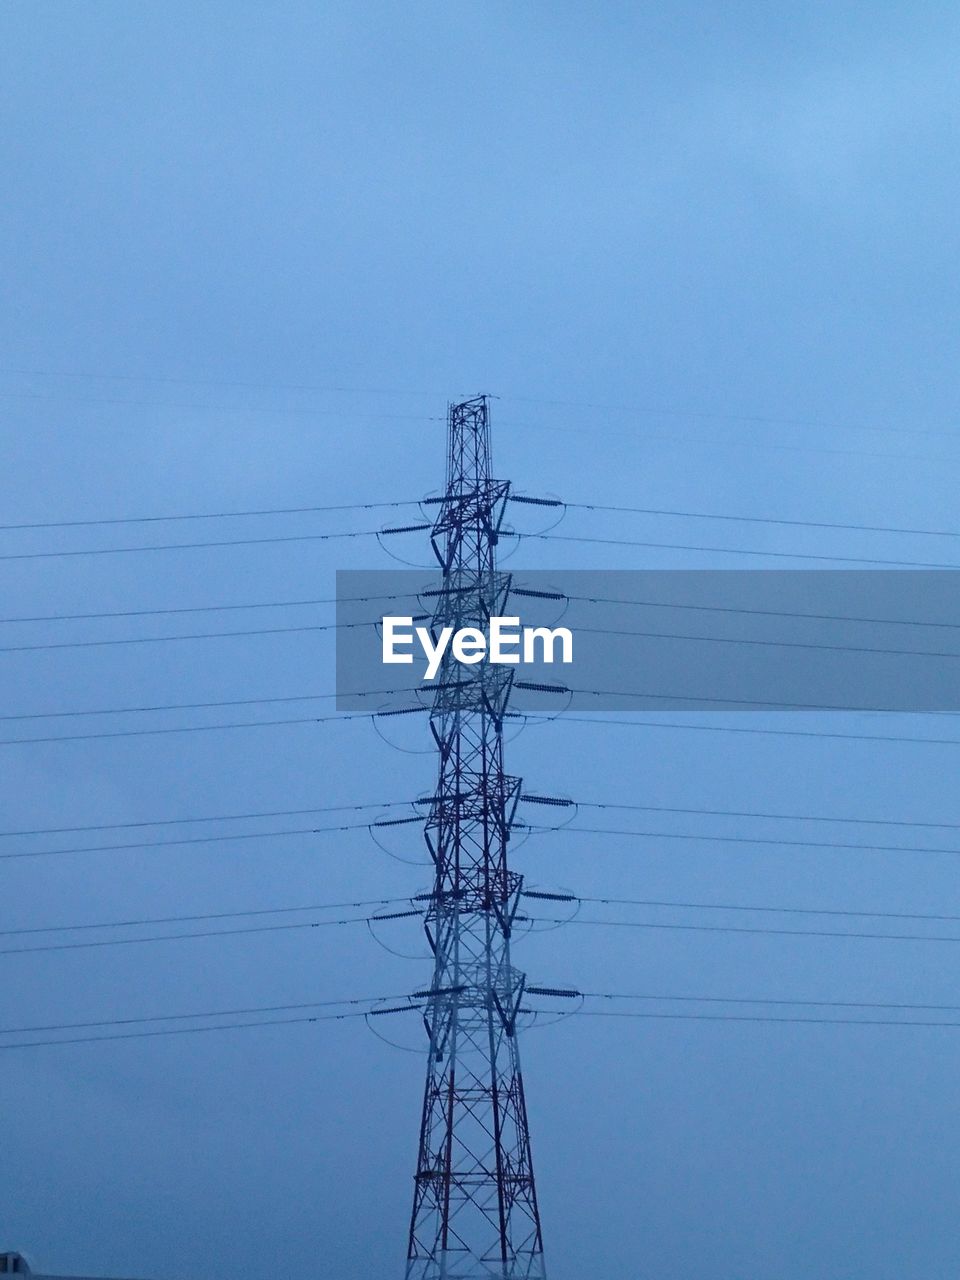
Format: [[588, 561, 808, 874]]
[[567, 1009, 960, 1030], [0, 621, 391, 653], [575, 625, 960, 663], [529, 532, 960, 570], [16, 890, 960, 947], [0, 817, 387, 862], [529, 915, 960, 945], [574, 799, 960, 832], [0, 698, 430, 746], [0, 689, 399, 722], [0, 910, 422, 956], [62, 614, 949, 716], [0, 798, 409, 839], [15, 526, 960, 570], [0, 710, 373, 748], [1, 369, 945, 443], [9, 996, 960, 1051], [500, 393, 954, 444], [564, 592, 960, 635], [13, 516, 960, 573], [581, 990, 960, 1014], [0, 992, 413, 1051], [500, 418, 960, 466], [543, 685, 960, 715], [0, 387, 442, 425], [0, 527, 387, 562], [0, 590, 410, 626], [23, 584, 922, 645], [14, 495, 960, 542], [5, 372, 956, 463], [0, 366, 434, 398], [0, 1011, 379, 1051], [0, 993, 394, 1036], [9, 614, 960, 665], [0, 897, 410, 937], [535, 713, 960, 748], [17, 888, 960, 947], [18, 701, 943, 751], [564, 501, 960, 540], [528, 823, 960, 858], [577, 895, 960, 925], [0, 500, 420, 533]]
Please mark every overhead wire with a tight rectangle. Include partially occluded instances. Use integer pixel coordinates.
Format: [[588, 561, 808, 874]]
[[0, 499, 421, 533], [0, 897, 411, 937], [0, 798, 411, 839], [573, 798, 960, 831], [525, 914, 960, 945], [563, 501, 960, 539], [581, 990, 960, 1013], [575, 894, 960, 925], [562, 592, 960, 635], [525, 532, 960, 570], [0, 710, 373, 748], [0, 527, 387, 562], [0, 993, 399, 1036], [0, 1011, 380, 1051], [525, 823, 960, 858], [529, 712, 960, 747], [0, 992, 416, 1051], [0, 620, 404, 654], [0, 911, 423, 957], [0, 368, 948, 441], [0, 589, 412, 626], [566, 1009, 960, 1030], [573, 624, 960, 663], [0, 816, 395, 862]]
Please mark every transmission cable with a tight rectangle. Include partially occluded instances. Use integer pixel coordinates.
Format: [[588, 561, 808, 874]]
[[574, 894, 960, 925], [0, 1010, 383, 1051], [0, 618, 402, 655], [0, 710, 374, 748], [526, 822, 960, 858], [0, 689, 398, 723], [0, 897, 412, 938], [563, 592, 960, 635], [529, 713, 960, 748], [525, 914, 960, 945], [0, 798, 411, 839], [0, 993, 398, 1037], [0, 589, 411, 626], [580, 990, 960, 1014], [565, 1009, 960, 1030], [0, 910, 423, 956], [574, 624, 960, 663], [526, 532, 960, 570], [564, 501, 960, 540], [0, 527, 386, 562], [0, 993, 414, 1051], [0, 499, 421, 533], [0, 816, 392, 862], [573, 798, 960, 831]]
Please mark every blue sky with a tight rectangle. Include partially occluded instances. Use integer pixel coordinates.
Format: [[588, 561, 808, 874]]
[[2, 3, 960, 1278]]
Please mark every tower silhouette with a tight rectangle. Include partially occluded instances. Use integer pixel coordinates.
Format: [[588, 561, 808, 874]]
[[405, 396, 545, 1280]]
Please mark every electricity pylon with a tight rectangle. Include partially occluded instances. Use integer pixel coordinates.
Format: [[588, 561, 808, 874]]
[[405, 396, 546, 1279]]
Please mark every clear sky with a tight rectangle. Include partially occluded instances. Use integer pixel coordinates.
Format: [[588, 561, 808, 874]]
[[2, 3, 960, 1278]]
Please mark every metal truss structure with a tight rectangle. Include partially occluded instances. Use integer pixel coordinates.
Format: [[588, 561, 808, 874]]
[[405, 396, 546, 1280]]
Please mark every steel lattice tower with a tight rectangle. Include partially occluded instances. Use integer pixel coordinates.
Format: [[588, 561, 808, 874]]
[[405, 396, 546, 1280]]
